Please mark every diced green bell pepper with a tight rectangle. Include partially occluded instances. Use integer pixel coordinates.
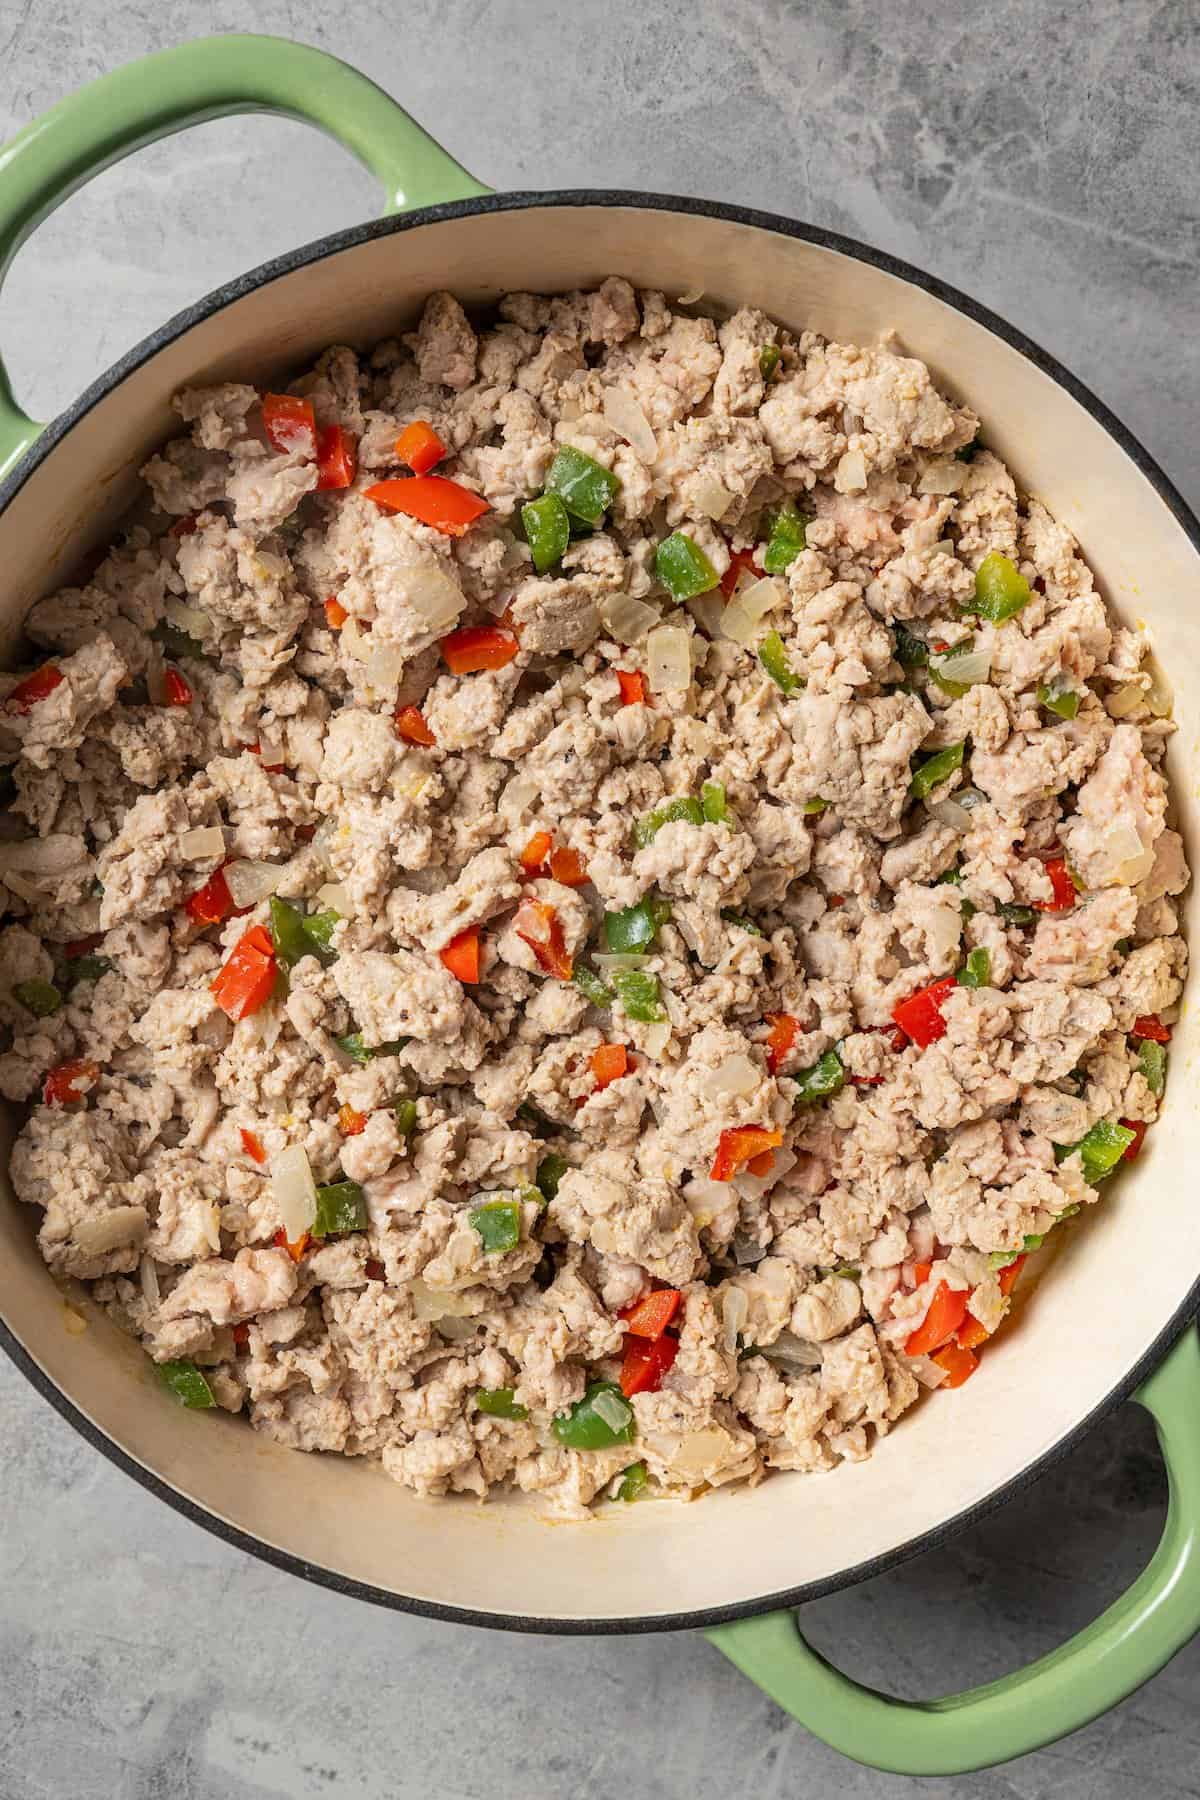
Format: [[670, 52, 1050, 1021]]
[[928, 637, 975, 699], [552, 1380, 636, 1450], [909, 742, 965, 800], [633, 797, 704, 848], [793, 1048, 845, 1105], [13, 978, 61, 1017], [475, 1387, 529, 1420], [611, 968, 667, 1023], [269, 895, 338, 968], [159, 1359, 215, 1409], [545, 446, 619, 524], [334, 1032, 408, 1063], [936, 865, 962, 885], [65, 955, 112, 987], [957, 947, 991, 989], [655, 532, 719, 602], [762, 499, 808, 575], [758, 630, 802, 694], [1136, 1038, 1167, 1098], [802, 798, 827, 816], [300, 909, 340, 958], [997, 901, 1037, 925], [604, 896, 672, 951], [1054, 1119, 1137, 1184], [394, 1097, 418, 1137], [956, 437, 981, 463], [1037, 677, 1081, 720], [152, 620, 207, 662], [894, 623, 929, 668], [469, 1196, 522, 1255], [613, 1460, 649, 1501], [720, 908, 763, 936], [521, 492, 571, 573], [535, 1152, 568, 1203], [758, 345, 781, 381], [312, 1179, 368, 1238], [573, 963, 615, 1007], [972, 552, 1032, 623], [701, 780, 727, 823]]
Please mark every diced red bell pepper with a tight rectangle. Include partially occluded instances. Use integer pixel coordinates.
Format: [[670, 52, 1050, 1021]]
[[240, 1128, 267, 1165], [395, 420, 447, 476], [273, 1226, 309, 1263], [7, 664, 64, 713], [548, 845, 588, 888], [616, 670, 647, 705], [905, 1280, 970, 1356], [394, 705, 437, 746], [891, 975, 959, 1049], [513, 896, 573, 980], [324, 597, 348, 629], [42, 1058, 99, 1107], [365, 475, 489, 537], [440, 625, 520, 674], [232, 1322, 251, 1348], [211, 925, 277, 1021], [997, 1253, 1027, 1299], [519, 830, 553, 875], [912, 1260, 933, 1289], [710, 1126, 784, 1183], [439, 926, 481, 984], [63, 934, 103, 959], [316, 424, 357, 490], [169, 512, 199, 538], [338, 1104, 368, 1137], [1132, 1015, 1171, 1043], [162, 667, 193, 707], [262, 393, 317, 458], [621, 1287, 682, 1340], [955, 1312, 990, 1352], [720, 547, 763, 598], [1034, 856, 1077, 913], [589, 1043, 629, 1090], [763, 1012, 800, 1075], [1120, 1117, 1149, 1161], [747, 1148, 777, 1177], [185, 866, 238, 927], [619, 1331, 679, 1397], [365, 1258, 386, 1281], [931, 1342, 980, 1388]]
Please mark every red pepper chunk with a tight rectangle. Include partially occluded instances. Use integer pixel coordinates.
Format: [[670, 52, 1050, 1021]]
[[710, 1126, 784, 1183], [997, 1253, 1027, 1299], [905, 1280, 970, 1356], [620, 1332, 678, 1398], [548, 846, 588, 888], [316, 424, 357, 490], [891, 975, 959, 1048], [365, 475, 489, 537], [955, 1312, 990, 1352], [1035, 856, 1077, 913], [337, 1104, 368, 1137], [931, 1342, 980, 1389], [720, 547, 763, 597], [232, 1322, 251, 1348], [262, 393, 317, 458], [240, 1128, 267, 1165], [7, 665, 64, 713], [763, 1012, 800, 1075], [519, 830, 553, 874], [1120, 1117, 1149, 1160], [43, 1058, 99, 1107], [273, 1226, 309, 1263], [1132, 1015, 1171, 1043], [211, 925, 277, 1021], [162, 668, 193, 707], [365, 1259, 386, 1281], [395, 420, 446, 476], [616, 670, 647, 706], [621, 1288, 682, 1340], [589, 1043, 629, 1090], [440, 625, 519, 674], [394, 705, 437, 747], [324, 597, 348, 629], [439, 927, 481, 984], [64, 934, 103, 959], [185, 867, 238, 927], [513, 896, 573, 980], [746, 1148, 776, 1177], [912, 1260, 933, 1289]]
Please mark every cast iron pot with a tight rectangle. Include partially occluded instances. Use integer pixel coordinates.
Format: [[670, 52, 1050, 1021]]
[[0, 35, 1198, 1777]]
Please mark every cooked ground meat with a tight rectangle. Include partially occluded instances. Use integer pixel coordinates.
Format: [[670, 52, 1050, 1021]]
[[1, 283, 1186, 1517]]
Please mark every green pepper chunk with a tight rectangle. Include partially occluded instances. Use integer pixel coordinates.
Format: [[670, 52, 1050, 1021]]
[[957, 947, 991, 989], [956, 437, 982, 463], [1054, 1119, 1136, 1184], [13, 978, 61, 1017], [611, 968, 667, 1023], [536, 1152, 568, 1203], [604, 896, 672, 951], [613, 1460, 649, 1502], [1023, 1232, 1045, 1252], [151, 620, 206, 661], [301, 909, 341, 959], [1037, 677, 1081, 720], [720, 908, 763, 936], [802, 798, 827, 816], [545, 445, 619, 524], [908, 742, 965, 800], [997, 901, 1037, 926], [269, 895, 338, 969], [758, 345, 781, 381], [312, 1180, 368, 1238], [972, 552, 1032, 623], [936, 865, 962, 885], [1136, 1038, 1167, 1098], [552, 1379, 636, 1450], [758, 630, 802, 694], [655, 532, 719, 602], [65, 955, 112, 987], [334, 1032, 408, 1064], [762, 499, 808, 575], [394, 1097, 418, 1137], [701, 780, 727, 823], [159, 1359, 215, 1410], [894, 623, 929, 669], [475, 1387, 529, 1420], [573, 963, 615, 1007], [521, 492, 571, 573], [793, 1048, 845, 1105], [469, 1196, 522, 1255], [927, 637, 975, 699], [633, 797, 704, 848]]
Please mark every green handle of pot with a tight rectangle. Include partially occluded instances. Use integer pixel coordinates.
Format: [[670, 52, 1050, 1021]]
[[709, 1325, 1200, 1775], [0, 32, 490, 477]]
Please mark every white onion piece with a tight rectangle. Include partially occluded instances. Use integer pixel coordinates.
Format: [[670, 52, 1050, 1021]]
[[139, 1256, 161, 1310], [924, 795, 971, 830], [74, 1207, 146, 1255], [179, 826, 225, 861], [1, 869, 44, 902], [917, 458, 966, 495], [397, 560, 465, 631], [1106, 681, 1145, 718], [603, 387, 657, 462], [409, 1279, 481, 1321], [363, 642, 406, 696], [701, 1053, 760, 1098], [836, 447, 868, 492], [640, 1020, 672, 1058], [720, 576, 782, 646], [315, 881, 352, 914], [1145, 656, 1173, 718], [500, 776, 538, 819], [436, 1314, 479, 1342], [958, 786, 987, 812], [600, 591, 660, 644], [256, 734, 284, 767], [691, 474, 734, 521], [907, 1352, 949, 1389], [340, 618, 370, 661], [668, 1425, 735, 1477], [682, 1177, 737, 1234], [676, 284, 705, 305], [734, 1147, 796, 1200], [224, 858, 285, 908], [647, 624, 692, 693], [311, 816, 341, 871], [270, 1145, 318, 1244], [930, 647, 992, 687], [762, 1330, 823, 1372], [687, 590, 726, 638], [732, 1232, 766, 1267], [592, 1388, 634, 1433], [721, 1284, 748, 1352], [593, 953, 648, 974], [165, 597, 214, 639]]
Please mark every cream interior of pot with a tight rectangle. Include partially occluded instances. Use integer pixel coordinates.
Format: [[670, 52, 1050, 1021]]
[[0, 203, 1196, 1625]]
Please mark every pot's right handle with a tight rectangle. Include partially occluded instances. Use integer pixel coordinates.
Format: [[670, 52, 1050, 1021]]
[[709, 1325, 1200, 1775], [0, 32, 490, 476]]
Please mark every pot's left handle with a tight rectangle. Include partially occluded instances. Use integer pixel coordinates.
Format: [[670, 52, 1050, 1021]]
[[0, 32, 491, 476], [708, 1324, 1200, 1775]]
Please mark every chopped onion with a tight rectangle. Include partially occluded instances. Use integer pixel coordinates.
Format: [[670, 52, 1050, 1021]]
[[647, 624, 692, 693], [315, 881, 352, 914], [836, 447, 868, 492], [436, 1314, 479, 1342], [179, 826, 225, 861], [691, 474, 734, 521], [762, 1329, 823, 1373], [256, 734, 284, 768], [732, 1231, 766, 1267], [74, 1206, 147, 1255], [720, 576, 782, 647], [1145, 656, 1173, 718], [340, 618, 370, 661], [669, 1425, 732, 1476], [907, 1352, 949, 1389], [310, 816, 347, 871], [1, 869, 43, 902], [924, 795, 971, 830], [721, 1284, 748, 1352], [593, 952, 648, 974], [140, 1255, 161, 1310], [600, 591, 660, 644], [592, 1388, 634, 1433], [225, 858, 286, 908], [500, 776, 538, 819], [409, 1278, 481, 1321], [701, 1053, 760, 1098], [687, 591, 726, 638], [958, 786, 987, 812], [735, 1147, 796, 1199], [676, 285, 705, 305], [165, 597, 214, 639], [1106, 681, 1146, 718], [640, 1020, 672, 1058], [603, 388, 657, 463], [363, 642, 406, 696], [682, 1177, 737, 1235], [930, 646, 991, 687], [917, 459, 966, 496], [397, 559, 465, 632], [270, 1144, 318, 1244]]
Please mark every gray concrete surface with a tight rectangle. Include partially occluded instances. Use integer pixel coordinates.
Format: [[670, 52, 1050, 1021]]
[[0, 1, 1198, 1793]]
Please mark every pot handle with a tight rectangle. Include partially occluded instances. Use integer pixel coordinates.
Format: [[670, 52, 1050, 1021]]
[[0, 32, 490, 475], [708, 1324, 1200, 1775]]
